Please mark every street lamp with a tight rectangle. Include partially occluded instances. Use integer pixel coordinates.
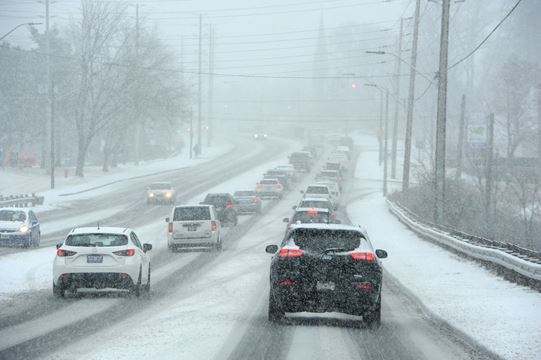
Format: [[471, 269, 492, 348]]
[[0, 22, 42, 42]]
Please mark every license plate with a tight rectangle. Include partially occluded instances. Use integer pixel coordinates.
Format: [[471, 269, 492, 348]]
[[0, 234, 9, 240], [187, 226, 197, 232], [316, 281, 335, 291], [87, 255, 103, 263]]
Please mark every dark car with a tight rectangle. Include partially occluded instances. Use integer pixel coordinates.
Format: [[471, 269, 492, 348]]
[[288, 151, 312, 172], [265, 224, 388, 328], [233, 190, 262, 214], [200, 193, 238, 226]]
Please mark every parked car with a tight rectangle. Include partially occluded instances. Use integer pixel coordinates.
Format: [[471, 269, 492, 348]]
[[256, 178, 284, 199], [146, 182, 176, 205], [265, 224, 387, 327], [0, 208, 40, 247], [166, 205, 222, 251], [200, 193, 238, 226], [233, 190, 262, 214], [53, 227, 152, 297]]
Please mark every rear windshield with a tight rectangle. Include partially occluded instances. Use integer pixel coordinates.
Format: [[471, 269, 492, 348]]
[[234, 191, 255, 197], [203, 195, 230, 206], [174, 207, 211, 221], [0, 210, 26, 222], [306, 186, 329, 194], [289, 229, 363, 253], [65, 234, 128, 247], [326, 163, 340, 170], [149, 183, 171, 190], [299, 200, 330, 208], [321, 171, 338, 176], [292, 211, 330, 224], [260, 179, 278, 184]]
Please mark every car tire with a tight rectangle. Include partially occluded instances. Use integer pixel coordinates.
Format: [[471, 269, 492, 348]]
[[130, 268, 142, 298], [268, 292, 284, 323], [364, 297, 381, 329], [215, 236, 223, 251], [53, 282, 65, 298], [143, 265, 151, 294]]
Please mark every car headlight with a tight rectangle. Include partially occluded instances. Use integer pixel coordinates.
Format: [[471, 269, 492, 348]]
[[148, 192, 155, 197], [165, 192, 173, 198], [19, 225, 30, 233]]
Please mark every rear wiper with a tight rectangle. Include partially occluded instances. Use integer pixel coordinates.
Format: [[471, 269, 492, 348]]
[[323, 248, 350, 254]]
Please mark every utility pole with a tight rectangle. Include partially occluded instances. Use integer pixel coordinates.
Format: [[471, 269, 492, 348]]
[[434, 0, 451, 224], [45, 0, 55, 188], [402, 0, 421, 191], [391, 17, 404, 179], [455, 94, 466, 182], [197, 14, 203, 154], [485, 113, 495, 230], [207, 25, 214, 147], [378, 87, 383, 165], [538, 86, 541, 160], [134, 3, 141, 165], [189, 107, 194, 159], [383, 88, 390, 196]]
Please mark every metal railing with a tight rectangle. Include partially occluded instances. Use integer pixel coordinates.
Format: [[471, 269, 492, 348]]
[[387, 199, 541, 281], [0, 193, 44, 208]]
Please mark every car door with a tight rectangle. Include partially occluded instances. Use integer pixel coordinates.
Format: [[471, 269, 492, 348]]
[[130, 232, 149, 283]]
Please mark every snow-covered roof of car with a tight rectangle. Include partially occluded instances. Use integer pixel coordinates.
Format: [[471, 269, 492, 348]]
[[295, 207, 330, 213], [289, 223, 364, 232], [173, 204, 211, 208], [300, 197, 332, 202], [69, 227, 131, 235]]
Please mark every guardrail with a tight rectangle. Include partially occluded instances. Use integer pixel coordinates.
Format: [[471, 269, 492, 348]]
[[387, 199, 541, 282], [0, 193, 44, 208]]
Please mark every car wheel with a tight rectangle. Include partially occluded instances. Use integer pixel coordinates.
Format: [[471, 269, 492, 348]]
[[215, 236, 223, 251], [130, 268, 142, 298], [268, 292, 284, 323], [143, 265, 151, 294], [53, 282, 65, 298]]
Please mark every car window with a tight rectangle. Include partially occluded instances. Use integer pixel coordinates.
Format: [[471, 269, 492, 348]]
[[174, 207, 211, 221], [0, 210, 27, 222], [292, 211, 330, 224], [306, 186, 329, 194], [130, 233, 143, 249], [65, 234, 128, 247], [149, 183, 172, 190], [260, 179, 278, 184], [234, 191, 255, 196], [288, 229, 363, 253], [300, 201, 330, 208]]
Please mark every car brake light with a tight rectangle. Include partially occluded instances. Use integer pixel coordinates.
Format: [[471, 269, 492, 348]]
[[168, 223, 173, 233], [351, 252, 376, 262], [356, 283, 372, 290], [57, 249, 77, 257], [113, 249, 135, 256], [279, 279, 296, 287], [256, 184, 263, 189], [307, 209, 318, 215], [226, 203, 234, 209], [278, 249, 304, 257], [274, 184, 282, 190], [211, 221, 218, 232]]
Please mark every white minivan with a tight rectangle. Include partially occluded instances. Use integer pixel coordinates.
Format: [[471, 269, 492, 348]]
[[166, 205, 222, 251]]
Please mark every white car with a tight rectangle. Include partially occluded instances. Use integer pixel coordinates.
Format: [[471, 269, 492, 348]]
[[53, 227, 152, 298], [315, 180, 341, 207], [166, 205, 222, 251], [147, 181, 176, 205], [256, 178, 284, 199]]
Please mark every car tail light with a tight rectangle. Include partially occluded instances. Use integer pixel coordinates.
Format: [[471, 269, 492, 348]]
[[226, 202, 234, 209], [211, 221, 218, 232], [57, 249, 77, 257], [256, 184, 263, 189], [168, 222, 173, 233], [278, 249, 304, 257], [351, 252, 376, 262], [279, 279, 296, 287], [252, 196, 258, 203], [356, 283, 372, 290], [274, 184, 282, 190], [113, 249, 135, 256], [307, 209, 318, 215]]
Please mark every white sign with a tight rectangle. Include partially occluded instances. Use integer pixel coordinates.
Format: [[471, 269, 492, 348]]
[[467, 124, 487, 145]]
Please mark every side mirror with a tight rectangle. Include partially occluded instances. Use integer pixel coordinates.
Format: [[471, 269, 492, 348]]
[[143, 243, 153, 252], [282, 217, 290, 223], [32, 221, 38, 226], [265, 244, 279, 254], [375, 249, 388, 259], [56, 243, 63, 249], [292, 205, 297, 210], [165, 217, 170, 223]]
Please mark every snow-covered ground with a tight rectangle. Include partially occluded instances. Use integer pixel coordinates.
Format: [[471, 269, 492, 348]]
[[0, 142, 233, 211], [347, 133, 541, 360]]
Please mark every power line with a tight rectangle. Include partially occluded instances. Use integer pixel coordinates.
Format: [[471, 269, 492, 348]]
[[448, 0, 524, 70]]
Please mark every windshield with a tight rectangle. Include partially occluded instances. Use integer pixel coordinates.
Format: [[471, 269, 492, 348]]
[[65, 234, 128, 247], [306, 186, 329, 194], [0, 210, 26, 222], [203, 195, 228, 205], [173, 207, 211, 221], [289, 229, 363, 253], [149, 183, 171, 190], [299, 200, 331, 209]]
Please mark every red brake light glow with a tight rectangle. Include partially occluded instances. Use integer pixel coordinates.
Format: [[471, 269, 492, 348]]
[[256, 184, 263, 189], [278, 249, 304, 257], [274, 184, 282, 190], [211, 221, 218, 232], [57, 249, 77, 257], [168, 222, 173, 233], [279, 279, 296, 287], [307, 209, 318, 215], [113, 249, 135, 256], [226, 203, 234, 209], [351, 252, 376, 262]]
